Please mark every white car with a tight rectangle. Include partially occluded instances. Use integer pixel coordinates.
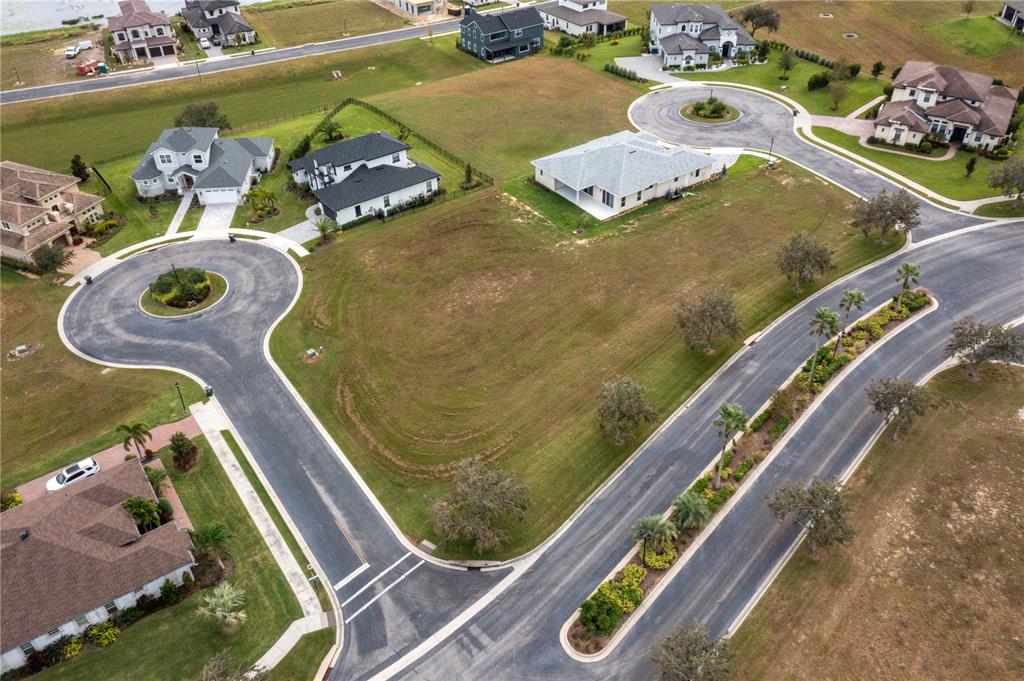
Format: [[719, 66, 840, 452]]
[[64, 45, 81, 59], [199, 38, 211, 49], [46, 457, 100, 492]]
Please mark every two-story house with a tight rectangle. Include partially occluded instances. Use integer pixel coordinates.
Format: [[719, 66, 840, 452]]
[[132, 127, 275, 205], [459, 7, 544, 63], [386, 0, 445, 17], [999, 1, 1024, 32], [288, 132, 440, 227], [873, 61, 1019, 151], [648, 4, 755, 68], [536, 0, 627, 37], [107, 0, 178, 63], [181, 0, 258, 47], [0, 162, 104, 264]]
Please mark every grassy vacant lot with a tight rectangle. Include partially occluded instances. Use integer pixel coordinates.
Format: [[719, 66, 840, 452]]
[[274, 629, 335, 680], [813, 126, 1020, 201], [0, 24, 104, 90], [764, 1, 1024, 85], [731, 364, 1024, 680], [271, 160, 900, 558], [36, 437, 301, 681], [677, 48, 885, 116], [246, 0, 407, 47], [610, 0, 750, 28], [0, 269, 206, 488]]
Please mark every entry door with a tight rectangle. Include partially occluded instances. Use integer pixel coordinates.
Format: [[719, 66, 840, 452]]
[[355, 205, 362, 218], [602, 190, 614, 207]]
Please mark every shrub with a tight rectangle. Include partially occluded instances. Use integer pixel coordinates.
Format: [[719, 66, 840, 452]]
[[768, 417, 790, 440], [60, 636, 83, 660], [748, 408, 772, 432], [136, 594, 161, 613], [883, 83, 894, 98], [733, 457, 758, 482], [157, 497, 174, 522], [807, 72, 831, 91], [721, 449, 734, 468], [886, 303, 910, 321], [579, 590, 624, 635], [160, 579, 182, 605], [170, 432, 199, 471], [919, 141, 932, 153], [902, 290, 930, 311], [641, 544, 678, 570], [847, 63, 861, 78], [85, 622, 120, 647], [598, 579, 644, 613], [113, 606, 143, 626], [621, 564, 646, 587], [705, 484, 736, 513], [1, 488, 24, 511]]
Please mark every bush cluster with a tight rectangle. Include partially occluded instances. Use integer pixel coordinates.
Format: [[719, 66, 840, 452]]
[[807, 71, 831, 91], [85, 621, 120, 647], [692, 96, 729, 118], [148, 267, 211, 308], [596, 565, 646, 615], [801, 346, 854, 385], [793, 48, 835, 69], [603, 63, 638, 81], [579, 590, 624, 636], [641, 543, 678, 569], [732, 456, 759, 483]]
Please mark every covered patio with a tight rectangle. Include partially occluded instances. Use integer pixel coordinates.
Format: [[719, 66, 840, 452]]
[[554, 186, 619, 220]]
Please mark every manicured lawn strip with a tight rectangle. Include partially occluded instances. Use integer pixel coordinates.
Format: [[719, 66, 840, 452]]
[[34, 437, 300, 681], [272, 629, 335, 681], [140, 273, 228, 317], [0, 269, 207, 488], [221, 430, 333, 612], [178, 198, 204, 232], [676, 48, 885, 116], [730, 364, 1024, 680], [974, 199, 1024, 218], [925, 15, 1023, 59], [245, 0, 408, 47], [270, 159, 901, 560], [812, 126, 1014, 200]]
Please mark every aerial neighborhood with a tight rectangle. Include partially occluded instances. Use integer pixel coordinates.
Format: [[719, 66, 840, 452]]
[[1, 2, 1023, 681]]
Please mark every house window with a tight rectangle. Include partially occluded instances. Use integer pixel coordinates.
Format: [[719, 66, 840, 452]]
[[158, 154, 173, 165], [19, 643, 34, 656], [104, 601, 118, 615], [391, 153, 400, 163], [192, 154, 203, 164], [974, 132, 983, 143], [383, 195, 391, 208], [636, 191, 641, 201], [155, 27, 164, 36], [908, 88, 915, 96], [48, 627, 62, 637], [133, 585, 145, 594], [893, 128, 903, 142], [514, 29, 523, 37], [343, 164, 352, 171], [131, 29, 140, 39], [519, 44, 529, 53], [117, 32, 126, 41], [425, 180, 433, 192], [695, 168, 701, 177], [620, 197, 626, 207], [355, 205, 362, 217], [922, 93, 931, 103], [75, 615, 90, 627], [1, 221, 10, 230]]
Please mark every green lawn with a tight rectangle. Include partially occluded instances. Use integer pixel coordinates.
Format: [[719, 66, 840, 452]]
[[35, 436, 301, 680], [245, 0, 408, 48], [273, 629, 335, 681], [677, 48, 886, 116], [0, 269, 207, 489], [926, 15, 1022, 59], [173, 16, 208, 62], [270, 158, 901, 559], [974, 199, 1024, 218], [812, 126, 1018, 201]]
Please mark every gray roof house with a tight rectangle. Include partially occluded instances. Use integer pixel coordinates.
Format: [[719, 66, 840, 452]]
[[287, 131, 410, 189], [535, 0, 627, 38], [532, 131, 724, 219], [999, 1, 1024, 31], [459, 7, 544, 63], [132, 127, 275, 205], [649, 4, 755, 67], [181, 0, 258, 47]]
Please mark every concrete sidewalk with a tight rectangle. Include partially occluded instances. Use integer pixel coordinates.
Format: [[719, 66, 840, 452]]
[[253, 612, 333, 671]]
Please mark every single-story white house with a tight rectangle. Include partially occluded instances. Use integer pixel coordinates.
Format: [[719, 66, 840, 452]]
[[531, 130, 724, 219], [132, 127, 274, 205], [535, 0, 627, 37]]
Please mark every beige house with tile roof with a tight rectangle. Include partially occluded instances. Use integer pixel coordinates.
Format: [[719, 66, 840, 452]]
[[107, 0, 178, 63], [0, 162, 104, 264]]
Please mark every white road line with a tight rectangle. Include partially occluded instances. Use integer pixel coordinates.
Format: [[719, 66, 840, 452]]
[[333, 563, 371, 591], [344, 560, 425, 624], [341, 552, 411, 606]]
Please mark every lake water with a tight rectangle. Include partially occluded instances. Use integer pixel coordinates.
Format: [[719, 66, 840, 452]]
[[0, 0, 262, 35]]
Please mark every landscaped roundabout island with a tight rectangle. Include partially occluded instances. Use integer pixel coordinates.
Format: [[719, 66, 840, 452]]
[[141, 267, 227, 317], [680, 95, 741, 124]]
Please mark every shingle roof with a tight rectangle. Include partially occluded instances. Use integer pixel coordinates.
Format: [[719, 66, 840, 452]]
[[130, 155, 161, 181], [651, 3, 740, 29], [877, 99, 931, 133], [460, 6, 543, 33], [1004, 0, 1024, 12], [894, 61, 992, 101], [107, 0, 171, 30], [192, 137, 273, 189], [181, 3, 254, 34], [661, 31, 710, 54], [0, 461, 194, 650], [535, 1, 626, 27], [151, 127, 220, 154], [287, 132, 409, 175], [532, 131, 719, 197], [314, 163, 439, 212]]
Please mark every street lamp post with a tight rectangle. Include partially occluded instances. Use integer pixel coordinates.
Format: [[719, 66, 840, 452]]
[[767, 137, 775, 166], [175, 382, 187, 415], [171, 263, 181, 284], [195, 62, 202, 83]]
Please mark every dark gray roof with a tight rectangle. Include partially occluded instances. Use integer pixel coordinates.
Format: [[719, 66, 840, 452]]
[[460, 6, 543, 33], [314, 163, 439, 212], [130, 155, 161, 181], [193, 137, 273, 189], [150, 127, 219, 154], [535, 1, 626, 27], [661, 31, 709, 54], [185, 0, 239, 9], [287, 132, 409, 174], [650, 3, 740, 29], [181, 3, 253, 33], [216, 11, 254, 34]]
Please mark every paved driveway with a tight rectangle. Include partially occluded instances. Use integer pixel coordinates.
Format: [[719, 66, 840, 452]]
[[196, 202, 237, 231]]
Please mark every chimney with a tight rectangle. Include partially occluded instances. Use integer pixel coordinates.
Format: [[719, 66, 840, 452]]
[[19, 529, 29, 540]]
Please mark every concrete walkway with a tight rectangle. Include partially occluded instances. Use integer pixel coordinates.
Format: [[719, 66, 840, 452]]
[[276, 204, 322, 245], [196, 202, 237, 231], [846, 94, 884, 119], [253, 612, 333, 671], [810, 114, 875, 137], [165, 190, 195, 236]]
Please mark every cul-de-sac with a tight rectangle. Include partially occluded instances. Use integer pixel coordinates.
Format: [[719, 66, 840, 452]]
[[1, 1, 1022, 680]]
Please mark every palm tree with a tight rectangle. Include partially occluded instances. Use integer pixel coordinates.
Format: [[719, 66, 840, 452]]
[[807, 307, 840, 385], [313, 217, 337, 244], [318, 120, 343, 142], [894, 262, 920, 309], [145, 467, 168, 496], [833, 288, 867, 359], [188, 521, 234, 568], [118, 422, 153, 458], [712, 403, 748, 490], [633, 515, 676, 567], [122, 496, 161, 531], [197, 582, 248, 634], [261, 189, 279, 213], [672, 491, 712, 530]]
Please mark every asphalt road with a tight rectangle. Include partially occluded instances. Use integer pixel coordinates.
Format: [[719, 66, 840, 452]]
[[0, 21, 461, 105]]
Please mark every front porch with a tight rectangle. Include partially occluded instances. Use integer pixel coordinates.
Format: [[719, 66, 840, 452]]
[[554, 186, 620, 220]]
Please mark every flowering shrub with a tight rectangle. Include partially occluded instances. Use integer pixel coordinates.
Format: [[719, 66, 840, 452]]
[[621, 564, 646, 586], [60, 636, 83, 659], [642, 544, 678, 570], [85, 622, 120, 647], [598, 579, 644, 613]]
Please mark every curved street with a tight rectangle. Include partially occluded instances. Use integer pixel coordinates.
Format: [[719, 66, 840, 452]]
[[59, 83, 1024, 680]]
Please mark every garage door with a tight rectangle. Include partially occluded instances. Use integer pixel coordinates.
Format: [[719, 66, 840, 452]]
[[200, 189, 239, 204], [162, 45, 175, 56]]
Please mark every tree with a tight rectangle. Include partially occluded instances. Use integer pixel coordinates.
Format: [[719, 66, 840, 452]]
[[894, 261, 920, 309], [828, 81, 850, 111], [289, 134, 312, 161], [766, 477, 853, 553], [313, 217, 338, 244], [633, 515, 676, 567], [965, 156, 977, 177], [833, 288, 867, 359], [944, 317, 1024, 378], [777, 49, 796, 80], [962, 0, 975, 17], [675, 292, 741, 353], [598, 377, 657, 445], [852, 190, 921, 242], [740, 5, 780, 36], [170, 431, 199, 471], [430, 458, 529, 555], [464, 162, 473, 187], [32, 244, 74, 274], [189, 521, 234, 567], [806, 306, 840, 382], [830, 56, 851, 81], [122, 496, 161, 531], [865, 377, 935, 442], [712, 403, 747, 490], [201, 654, 270, 681], [870, 61, 885, 78], [318, 120, 343, 142], [653, 621, 734, 681], [175, 101, 230, 129], [117, 421, 153, 458], [672, 491, 712, 531], [755, 39, 770, 63], [776, 234, 834, 292], [70, 154, 90, 182], [145, 467, 168, 496], [988, 158, 1024, 209], [578, 32, 597, 49], [197, 582, 248, 633]]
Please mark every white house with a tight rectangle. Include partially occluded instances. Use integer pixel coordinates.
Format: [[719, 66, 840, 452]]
[[107, 0, 178, 63], [535, 0, 627, 37], [288, 132, 440, 226], [181, 0, 258, 47], [0, 461, 195, 673], [386, 0, 444, 16], [132, 127, 275, 205], [873, 61, 1019, 151], [648, 4, 755, 68], [998, 1, 1024, 32], [531, 130, 724, 219]]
